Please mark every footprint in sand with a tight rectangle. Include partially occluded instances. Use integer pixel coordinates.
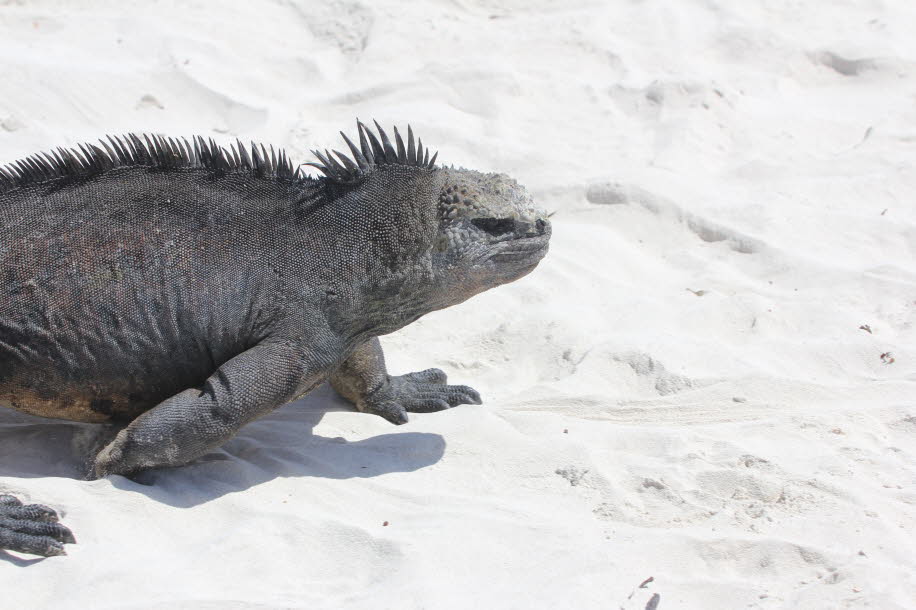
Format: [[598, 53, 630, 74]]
[[555, 465, 589, 486], [136, 94, 165, 111], [0, 115, 23, 132], [607, 79, 720, 120], [611, 351, 693, 397], [285, 0, 375, 58], [586, 181, 763, 255], [813, 51, 878, 77]]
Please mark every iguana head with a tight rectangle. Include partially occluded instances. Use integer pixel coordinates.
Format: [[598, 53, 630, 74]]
[[432, 167, 551, 290], [307, 120, 551, 315]]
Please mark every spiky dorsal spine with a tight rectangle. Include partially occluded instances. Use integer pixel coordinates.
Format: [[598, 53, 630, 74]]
[[0, 123, 438, 193], [304, 120, 439, 184], [0, 134, 302, 193]]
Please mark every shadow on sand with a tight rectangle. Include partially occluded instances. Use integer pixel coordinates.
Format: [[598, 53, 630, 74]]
[[0, 383, 446, 510]]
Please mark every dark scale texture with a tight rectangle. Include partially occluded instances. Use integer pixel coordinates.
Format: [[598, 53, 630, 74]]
[[0, 122, 551, 555]]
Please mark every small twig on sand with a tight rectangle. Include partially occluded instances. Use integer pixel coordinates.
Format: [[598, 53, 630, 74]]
[[627, 576, 655, 601]]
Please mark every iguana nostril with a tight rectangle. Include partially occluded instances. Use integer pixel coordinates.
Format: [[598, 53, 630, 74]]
[[536, 219, 547, 234]]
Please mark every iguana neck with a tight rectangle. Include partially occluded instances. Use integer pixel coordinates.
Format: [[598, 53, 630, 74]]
[[281, 169, 443, 339]]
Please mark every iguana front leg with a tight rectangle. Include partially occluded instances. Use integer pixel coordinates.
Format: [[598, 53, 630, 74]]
[[330, 337, 481, 425], [91, 336, 334, 478]]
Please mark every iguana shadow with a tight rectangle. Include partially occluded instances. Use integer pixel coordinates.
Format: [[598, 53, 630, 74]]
[[0, 383, 446, 509]]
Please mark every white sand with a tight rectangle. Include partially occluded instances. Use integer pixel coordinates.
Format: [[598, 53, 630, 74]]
[[2, 1, 915, 608]]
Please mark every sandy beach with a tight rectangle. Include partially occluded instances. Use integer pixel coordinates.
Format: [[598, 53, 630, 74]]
[[1, 1, 915, 608]]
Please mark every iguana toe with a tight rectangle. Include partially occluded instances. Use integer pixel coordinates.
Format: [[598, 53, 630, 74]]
[[401, 368, 449, 385], [359, 398, 410, 425], [407, 383, 482, 410]]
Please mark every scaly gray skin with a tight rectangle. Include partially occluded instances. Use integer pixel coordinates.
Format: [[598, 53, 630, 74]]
[[0, 121, 550, 556]]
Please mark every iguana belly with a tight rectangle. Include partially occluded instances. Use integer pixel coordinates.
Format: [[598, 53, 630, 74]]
[[0, 384, 138, 423]]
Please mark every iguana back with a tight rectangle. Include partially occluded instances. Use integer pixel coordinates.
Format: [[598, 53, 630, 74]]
[[1, 141, 306, 423]]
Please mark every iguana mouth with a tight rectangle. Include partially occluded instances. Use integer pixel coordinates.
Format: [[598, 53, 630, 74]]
[[484, 218, 551, 266]]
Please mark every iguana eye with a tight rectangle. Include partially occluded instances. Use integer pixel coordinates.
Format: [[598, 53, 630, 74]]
[[471, 217, 515, 236]]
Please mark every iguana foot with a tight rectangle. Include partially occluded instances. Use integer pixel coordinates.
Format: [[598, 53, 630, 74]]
[[359, 368, 482, 425], [0, 495, 75, 557]]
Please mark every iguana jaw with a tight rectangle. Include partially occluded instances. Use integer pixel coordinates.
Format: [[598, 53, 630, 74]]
[[468, 213, 551, 284], [483, 219, 551, 270]]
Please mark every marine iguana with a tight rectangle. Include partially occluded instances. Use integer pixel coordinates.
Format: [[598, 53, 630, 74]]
[[0, 121, 550, 556]]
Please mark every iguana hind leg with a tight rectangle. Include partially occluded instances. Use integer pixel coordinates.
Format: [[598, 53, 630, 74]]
[[0, 494, 75, 557], [90, 338, 329, 478], [330, 337, 482, 425]]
